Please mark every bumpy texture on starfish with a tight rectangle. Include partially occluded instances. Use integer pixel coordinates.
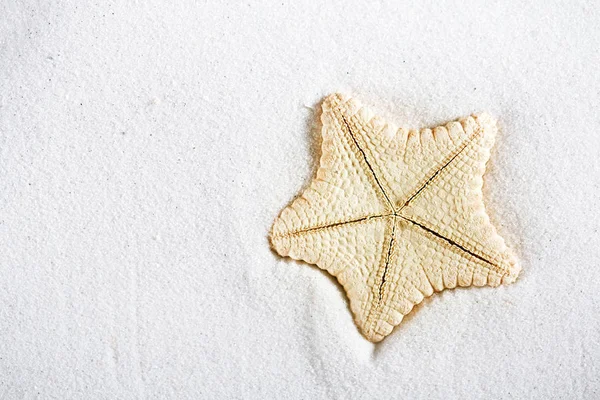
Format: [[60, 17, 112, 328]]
[[270, 93, 521, 342]]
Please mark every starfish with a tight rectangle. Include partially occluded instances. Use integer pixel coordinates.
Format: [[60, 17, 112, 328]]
[[270, 93, 521, 342]]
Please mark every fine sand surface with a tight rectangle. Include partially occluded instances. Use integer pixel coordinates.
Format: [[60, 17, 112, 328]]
[[1, 1, 599, 398]]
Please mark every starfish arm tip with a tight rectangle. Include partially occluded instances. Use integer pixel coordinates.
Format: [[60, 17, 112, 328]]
[[360, 318, 395, 343], [321, 92, 351, 111], [474, 112, 499, 139], [474, 111, 495, 124], [269, 235, 289, 257], [365, 332, 386, 343], [502, 259, 522, 284], [269, 215, 292, 257]]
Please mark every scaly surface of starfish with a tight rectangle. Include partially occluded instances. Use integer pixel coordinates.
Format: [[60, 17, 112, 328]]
[[270, 93, 521, 342]]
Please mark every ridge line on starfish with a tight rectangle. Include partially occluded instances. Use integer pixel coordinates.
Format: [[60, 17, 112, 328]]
[[363, 214, 397, 331], [269, 213, 394, 239], [398, 215, 504, 273], [341, 115, 395, 211], [377, 215, 397, 302], [397, 126, 482, 211]]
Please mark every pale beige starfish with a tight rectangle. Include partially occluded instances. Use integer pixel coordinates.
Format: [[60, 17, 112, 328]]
[[270, 93, 521, 342]]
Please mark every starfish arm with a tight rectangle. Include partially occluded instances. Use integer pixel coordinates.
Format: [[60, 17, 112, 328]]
[[270, 94, 389, 242], [363, 218, 513, 342], [398, 114, 520, 281], [271, 215, 396, 338]]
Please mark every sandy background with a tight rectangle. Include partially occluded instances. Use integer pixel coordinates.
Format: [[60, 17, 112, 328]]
[[1, 0, 599, 398]]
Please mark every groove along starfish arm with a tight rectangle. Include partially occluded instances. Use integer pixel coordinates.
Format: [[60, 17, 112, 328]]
[[270, 93, 521, 342]]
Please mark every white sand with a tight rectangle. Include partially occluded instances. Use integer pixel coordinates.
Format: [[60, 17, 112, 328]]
[[1, 1, 599, 398]]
